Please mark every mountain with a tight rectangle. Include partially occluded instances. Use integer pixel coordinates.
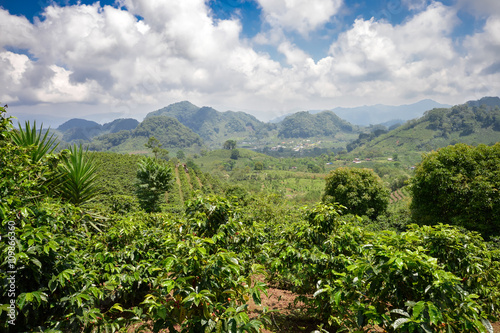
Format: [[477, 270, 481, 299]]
[[328, 99, 452, 126], [347, 97, 500, 157], [54, 118, 139, 142], [268, 100, 452, 126], [56, 119, 103, 142], [57, 118, 101, 132], [134, 116, 203, 147], [102, 118, 139, 133], [466, 96, 500, 108], [278, 111, 357, 138], [89, 116, 202, 152], [145, 101, 275, 144]]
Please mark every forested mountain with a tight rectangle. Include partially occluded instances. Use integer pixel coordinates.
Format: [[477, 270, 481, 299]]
[[89, 116, 203, 152], [277, 110, 357, 138], [347, 98, 500, 156], [102, 118, 139, 133], [54, 117, 139, 142], [145, 101, 275, 142]]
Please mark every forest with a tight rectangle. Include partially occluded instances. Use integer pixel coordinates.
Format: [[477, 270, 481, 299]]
[[1, 103, 500, 333]]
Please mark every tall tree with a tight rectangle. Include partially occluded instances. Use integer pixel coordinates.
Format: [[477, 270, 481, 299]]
[[145, 136, 169, 159], [223, 139, 237, 150]]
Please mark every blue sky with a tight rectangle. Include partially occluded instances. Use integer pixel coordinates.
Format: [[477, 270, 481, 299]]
[[0, 0, 499, 122]]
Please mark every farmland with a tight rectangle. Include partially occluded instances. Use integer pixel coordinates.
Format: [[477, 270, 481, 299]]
[[1, 106, 500, 333]]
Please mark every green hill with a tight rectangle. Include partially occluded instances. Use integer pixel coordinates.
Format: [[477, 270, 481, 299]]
[[145, 101, 275, 145], [102, 118, 139, 133], [278, 110, 356, 138], [54, 118, 139, 143], [89, 116, 202, 152], [348, 98, 500, 160]]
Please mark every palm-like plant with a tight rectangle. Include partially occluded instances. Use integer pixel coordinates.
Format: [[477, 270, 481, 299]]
[[11, 121, 58, 162], [57, 144, 100, 205]]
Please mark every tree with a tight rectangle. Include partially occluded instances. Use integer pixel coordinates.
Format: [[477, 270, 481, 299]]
[[410, 143, 500, 236], [223, 139, 237, 150], [230, 149, 240, 160], [135, 157, 173, 212], [322, 167, 390, 219], [145, 136, 169, 159], [176, 150, 185, 160]]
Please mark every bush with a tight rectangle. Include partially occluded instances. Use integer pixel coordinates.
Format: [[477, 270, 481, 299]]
[[410, 143, 500, 237], [322, 167, 390, 219]]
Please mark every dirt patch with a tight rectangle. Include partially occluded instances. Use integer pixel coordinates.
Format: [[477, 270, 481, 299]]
[[248, 287, 321, 333]]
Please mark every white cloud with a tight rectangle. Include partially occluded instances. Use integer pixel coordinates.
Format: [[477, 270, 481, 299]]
[[257, 0, 343, 35], [1, 0, 500, 122]]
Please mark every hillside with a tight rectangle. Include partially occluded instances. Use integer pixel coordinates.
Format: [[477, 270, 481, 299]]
[[278, 110, 356, 138], [54, 117, 139, 143], [145, 101, 275, 145], [347, 97, 500, 159], [89, 115, 203, 152]]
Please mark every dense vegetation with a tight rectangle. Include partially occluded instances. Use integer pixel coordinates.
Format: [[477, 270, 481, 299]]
[[348, 98, 500, 159], [1, 104, 500, 333], [278, 111, 355, 138], [410, 143, 500, 236]]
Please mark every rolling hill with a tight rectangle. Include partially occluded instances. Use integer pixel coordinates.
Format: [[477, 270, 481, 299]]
[[347, 97, 500, 159]]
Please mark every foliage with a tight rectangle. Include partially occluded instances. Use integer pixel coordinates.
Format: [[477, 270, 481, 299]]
[[55, 144, 101, 206], [313, 224, 498, 332], [323, 167, 390, 219], [11, 121, 59, 163], [278, 111, 355, 138], [135, 157, 173, 212], [224, 139, 237, 150], [145, 136, 169, 159], [3, 102, 500, 333], [146, 101, 269, 144], [349, 100, 500, 158], [134, 116, 203, 148], [230, 149, 240, 160], [410, 143, 500, 237]]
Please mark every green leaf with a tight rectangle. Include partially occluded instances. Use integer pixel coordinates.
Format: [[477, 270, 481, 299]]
[[392, 318, 410, 329], [390, 309, 410, 317], [412, 301, 426, 318]]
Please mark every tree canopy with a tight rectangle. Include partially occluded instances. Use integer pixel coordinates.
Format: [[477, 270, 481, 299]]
[[410, 143, 500, 237], [322, 167, 390, 219]]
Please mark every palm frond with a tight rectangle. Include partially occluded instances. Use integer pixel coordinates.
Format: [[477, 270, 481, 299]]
[[57, 144, 100, 205], [11, 121, 59, 162]]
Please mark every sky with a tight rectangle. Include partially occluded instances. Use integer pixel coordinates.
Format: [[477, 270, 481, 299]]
[[1, 0, 500, 123]]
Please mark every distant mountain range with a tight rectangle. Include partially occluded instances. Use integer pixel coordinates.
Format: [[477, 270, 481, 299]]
[[145, 101, 274, 143], [347, 96, 500, 156], [17, 97, 498, 156], [269, 99, 452, 126], [53, 118, 139, 142]]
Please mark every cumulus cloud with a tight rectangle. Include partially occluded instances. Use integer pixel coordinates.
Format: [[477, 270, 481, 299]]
[[1, 0, 500, 121], [257, 0, 343, 35]]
